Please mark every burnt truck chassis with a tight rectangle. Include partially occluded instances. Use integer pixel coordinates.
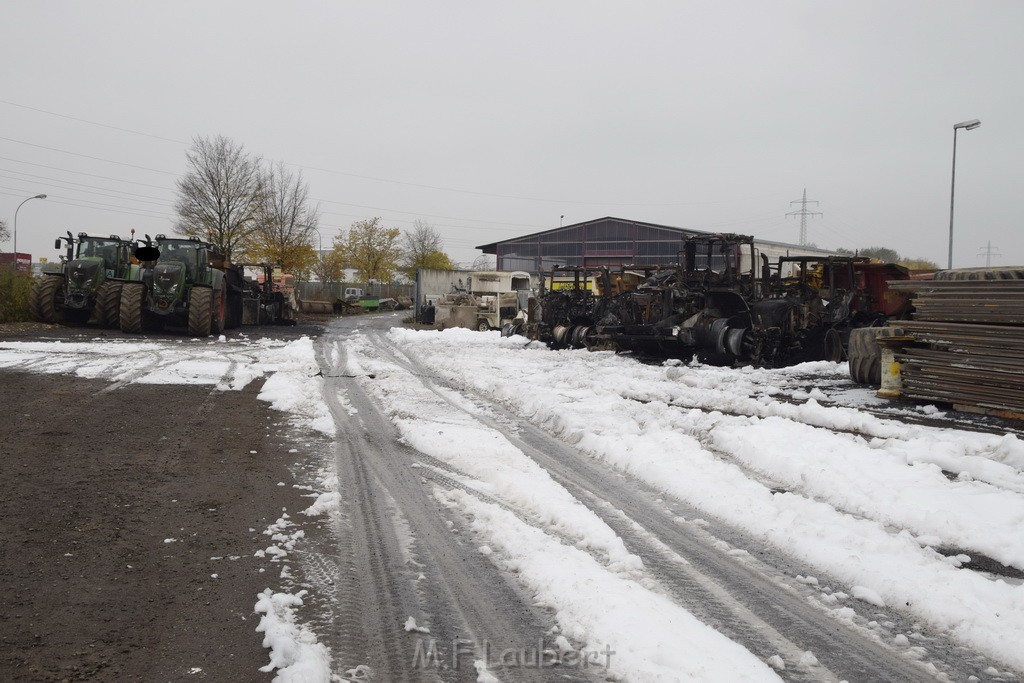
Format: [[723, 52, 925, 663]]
[[521, 234, 909, 368]]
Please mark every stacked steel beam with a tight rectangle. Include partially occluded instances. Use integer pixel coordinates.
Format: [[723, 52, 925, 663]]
[[887, 279, 1024, 416]]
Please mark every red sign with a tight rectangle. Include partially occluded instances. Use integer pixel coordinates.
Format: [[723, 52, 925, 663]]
[[0, 252, 32, 273]]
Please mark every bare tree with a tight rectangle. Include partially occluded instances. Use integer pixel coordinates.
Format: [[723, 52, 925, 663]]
[[471, 254, 496, 271], [0, 219, 9, 245], [174, 135, 263, 259], [247, 161, 321, 274], [400, 220, 453, 278]]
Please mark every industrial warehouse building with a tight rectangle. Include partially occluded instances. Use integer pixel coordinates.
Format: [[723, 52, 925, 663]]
[[476, 216, 834, 273]]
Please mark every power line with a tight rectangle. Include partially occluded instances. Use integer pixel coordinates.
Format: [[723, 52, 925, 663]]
[[1, 111, 827, 250], [0, 99, 188, 145], [0, 169, 175, 205], [0, 135, 179, 175], [0, 188, 175, 222], [0, 155, 176, 191], [1, 97, 785, 208]]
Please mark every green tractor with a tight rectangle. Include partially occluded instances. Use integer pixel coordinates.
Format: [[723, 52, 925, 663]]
[[119, 235, 243, 337], [30, 231, 139, 327]]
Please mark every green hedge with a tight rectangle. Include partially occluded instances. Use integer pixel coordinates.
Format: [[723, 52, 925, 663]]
[[0, 267, 34, 323]]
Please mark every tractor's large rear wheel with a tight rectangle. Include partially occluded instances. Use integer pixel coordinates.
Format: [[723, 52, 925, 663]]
[[210, 287, 226, 335], [119, 283, 145, 333], [29, 276, 65, 324], [187, 287, 212, 337], [95, 281, 123, 328]]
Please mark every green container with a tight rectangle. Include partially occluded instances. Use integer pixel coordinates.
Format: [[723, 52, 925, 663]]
[[359, 295, 379, 311]]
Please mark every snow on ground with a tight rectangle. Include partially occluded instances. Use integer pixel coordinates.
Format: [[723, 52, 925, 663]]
[[381, 327, 1024, 673], [441, 488, 780, 682], [0, 335, 331, 434], [346, 332, 642, 574], [254, 589, 331, 682], [13, 329, 1024, 676]]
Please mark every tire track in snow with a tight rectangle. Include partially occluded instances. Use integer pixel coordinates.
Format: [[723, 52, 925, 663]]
[[381, 329, 1012, 682], [366, 330, 948, 682], [316, 331, 586, 683]]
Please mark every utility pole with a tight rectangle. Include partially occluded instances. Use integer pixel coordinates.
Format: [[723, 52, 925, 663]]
[[786, 188, 822, 246], [977, 241, 1001, 267]]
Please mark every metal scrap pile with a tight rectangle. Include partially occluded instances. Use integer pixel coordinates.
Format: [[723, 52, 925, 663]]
[[888, 270, 1024, 417]]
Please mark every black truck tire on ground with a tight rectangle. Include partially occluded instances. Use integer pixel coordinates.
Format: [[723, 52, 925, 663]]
[[188, 287, 212, 337], [119, 283, 145, 333], [96, 281, 123, 328], [476, 319, 490, 332], [29, 276, 65, 324], [210, 287, 226, 335]]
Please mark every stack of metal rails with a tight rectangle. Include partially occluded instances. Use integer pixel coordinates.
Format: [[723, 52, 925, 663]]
[[886, 277, 1024, 417]]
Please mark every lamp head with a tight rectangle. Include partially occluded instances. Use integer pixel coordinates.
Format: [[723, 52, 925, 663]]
[[954, 119, 981, 131]]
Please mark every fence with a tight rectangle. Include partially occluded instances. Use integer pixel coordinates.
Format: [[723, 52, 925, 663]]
[[295, 281, 413, 301]]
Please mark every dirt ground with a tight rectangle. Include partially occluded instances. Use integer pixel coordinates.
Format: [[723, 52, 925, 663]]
[[0, 322, 326, 681]]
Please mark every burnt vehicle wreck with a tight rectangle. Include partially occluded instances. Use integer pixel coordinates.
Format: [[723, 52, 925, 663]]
[[514, 233, 911, 368]]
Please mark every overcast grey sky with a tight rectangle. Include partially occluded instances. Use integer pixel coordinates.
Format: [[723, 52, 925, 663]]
[[2, 0, 1021, 268]]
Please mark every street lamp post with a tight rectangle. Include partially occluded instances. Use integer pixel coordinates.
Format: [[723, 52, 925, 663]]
[[13, 194, 47, 273], [948, 119, 980, 270]]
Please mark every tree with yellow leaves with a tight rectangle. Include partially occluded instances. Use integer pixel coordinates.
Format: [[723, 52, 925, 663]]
[[334, 217, 402, 283]]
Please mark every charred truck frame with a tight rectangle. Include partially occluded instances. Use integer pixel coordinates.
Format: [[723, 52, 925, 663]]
[[519, 233, 911, 367]]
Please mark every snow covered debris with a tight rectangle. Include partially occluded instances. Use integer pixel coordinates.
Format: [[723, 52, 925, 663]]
[[254, 589, 331, 681]]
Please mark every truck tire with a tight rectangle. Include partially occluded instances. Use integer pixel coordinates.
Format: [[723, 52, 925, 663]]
[[119, 283, 145, 333], [848, 326, 904, 386], [188, 287, 212, 337], [476, 319, 490, 332], [95, 281, 123, 328], [29, 276, 65, 324], [210, 287, 226, 335]]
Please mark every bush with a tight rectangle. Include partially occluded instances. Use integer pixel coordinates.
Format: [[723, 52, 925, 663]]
[[0, 267, 34, 323]]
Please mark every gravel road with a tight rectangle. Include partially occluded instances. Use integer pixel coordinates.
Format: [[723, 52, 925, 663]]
[[1, 316, 1014, 681], [0, 322, 327, 681]]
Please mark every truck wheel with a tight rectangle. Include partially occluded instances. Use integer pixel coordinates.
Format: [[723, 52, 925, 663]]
[[188, 287, 212, 337], [210, 287, 226, 335], [477, 319, 490, 332], [119, 283, 144, 333], [848, 327, 904, 386], [823, 327, 844, 363], [96, 281, 123, 328], [29, 276, 65, 324]]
